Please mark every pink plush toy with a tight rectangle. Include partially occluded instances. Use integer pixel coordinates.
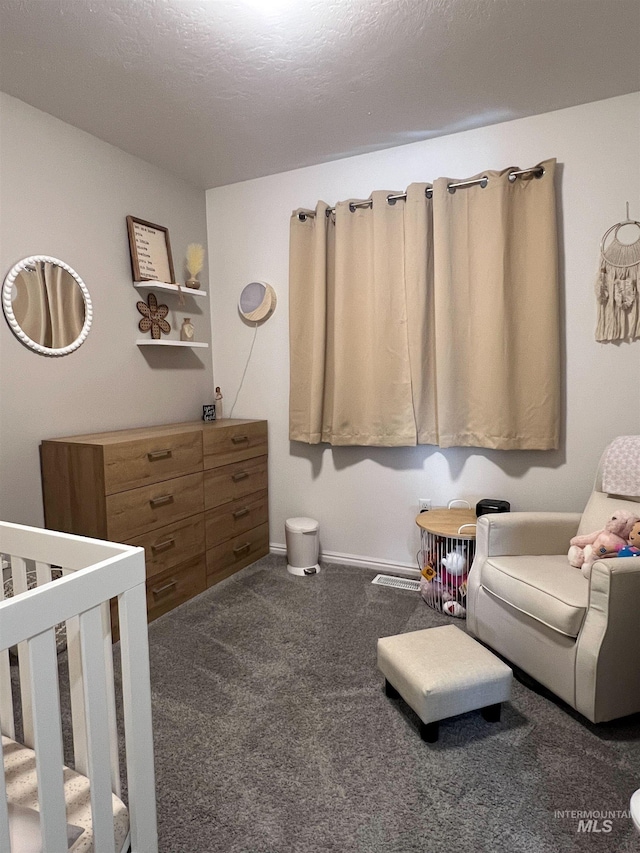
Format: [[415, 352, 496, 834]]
[[568, 510, 639, 579]]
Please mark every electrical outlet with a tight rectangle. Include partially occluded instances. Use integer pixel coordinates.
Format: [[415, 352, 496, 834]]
[[418, 498, 431, 513]]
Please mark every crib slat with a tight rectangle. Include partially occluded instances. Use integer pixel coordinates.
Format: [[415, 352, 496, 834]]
[[0, 739, 11, 853], [119, 584, 159, 852], [0, 651, 14, 740], [102, 601, 121, 798], [69, 601, 121, 797], [0, 571, 16, 740], [10, 557, 28, 596], [66, 614, 89, 777], [35, 560, 53, 587], [80, 605, 118, 853], [13, 557, 34, 748], [28, 628, 69, 852]]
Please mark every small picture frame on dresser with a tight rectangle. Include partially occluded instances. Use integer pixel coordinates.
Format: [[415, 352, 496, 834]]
[[202, 404, 216, 422]]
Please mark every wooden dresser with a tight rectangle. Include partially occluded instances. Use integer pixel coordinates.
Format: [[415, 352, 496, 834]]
[[40, 419, 269, 628]]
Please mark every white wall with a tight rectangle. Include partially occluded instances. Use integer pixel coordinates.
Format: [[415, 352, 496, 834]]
[[0, 93, 213, 526], [208, 93, 640, 570]]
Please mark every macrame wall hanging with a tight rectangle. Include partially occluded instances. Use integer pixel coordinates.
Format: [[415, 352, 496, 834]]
[[595, 203, 640, 342]]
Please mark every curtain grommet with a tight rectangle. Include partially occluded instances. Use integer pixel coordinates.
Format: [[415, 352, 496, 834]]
[[509, 167, 545, 183]]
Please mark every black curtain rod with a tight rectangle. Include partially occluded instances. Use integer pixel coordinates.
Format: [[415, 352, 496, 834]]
[[297, 165, 545, 220]]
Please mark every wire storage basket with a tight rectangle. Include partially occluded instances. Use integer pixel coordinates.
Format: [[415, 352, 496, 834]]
[[416, 502, 477, 619]]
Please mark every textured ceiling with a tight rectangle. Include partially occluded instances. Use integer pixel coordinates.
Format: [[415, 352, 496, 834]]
[[0, 0, 639, 189]]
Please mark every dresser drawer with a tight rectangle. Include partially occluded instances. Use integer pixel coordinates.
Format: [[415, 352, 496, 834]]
[[203, 420, 267, 469], [103, 430, 202, 495], [106, 472, 204, 541], [129, 515, 205, 580], [204, 456, 268, 510], [146, 555, 207, 623], [205, 490, 268, 550], [109, 553, 206, 639], [206, 522, 269, 586]]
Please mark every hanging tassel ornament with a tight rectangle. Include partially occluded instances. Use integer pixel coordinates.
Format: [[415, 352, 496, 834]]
[[594, 261, 610, 342], [595, 207, 640, 342]]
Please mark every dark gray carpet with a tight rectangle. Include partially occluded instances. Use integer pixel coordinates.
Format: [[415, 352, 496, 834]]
[[144, 555, 640, 853]]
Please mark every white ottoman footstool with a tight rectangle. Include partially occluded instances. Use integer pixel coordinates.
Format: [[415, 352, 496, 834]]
[[377, 624, 512, 743]]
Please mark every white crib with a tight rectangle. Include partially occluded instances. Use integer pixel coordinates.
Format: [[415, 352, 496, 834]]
[[0, 521, 158, 853]]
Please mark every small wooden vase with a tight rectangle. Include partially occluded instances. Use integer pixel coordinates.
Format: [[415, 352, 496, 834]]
[[185, 277, 201, 290]]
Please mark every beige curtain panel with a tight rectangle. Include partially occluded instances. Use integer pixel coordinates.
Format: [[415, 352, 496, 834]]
[[290, 185, 435, 446], [289, 158, 559, 450], [46, 261, 85, 348], [13, 261, 84, 348], [433, 160, 559, 449]]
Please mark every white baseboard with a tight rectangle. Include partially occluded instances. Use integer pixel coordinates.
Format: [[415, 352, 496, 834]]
[[269, 542, 421, 579]]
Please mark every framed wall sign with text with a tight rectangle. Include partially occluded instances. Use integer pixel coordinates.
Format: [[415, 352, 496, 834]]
[[126, 216, 176, 283]]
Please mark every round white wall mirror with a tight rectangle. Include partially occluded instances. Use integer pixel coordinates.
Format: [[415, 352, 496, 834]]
[[2, 256, 92, 356], [238, 281, 277, 323]]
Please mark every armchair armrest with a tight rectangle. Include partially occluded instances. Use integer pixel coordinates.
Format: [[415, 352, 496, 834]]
[[477, 512, 582, 558], [591, 554, 640, 578], [576, 555, 640, 722]]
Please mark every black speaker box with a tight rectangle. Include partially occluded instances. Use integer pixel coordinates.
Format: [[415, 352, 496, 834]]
[[476, 498, 511, 517]]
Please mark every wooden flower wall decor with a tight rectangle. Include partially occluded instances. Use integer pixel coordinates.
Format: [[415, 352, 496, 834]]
[[137, 292, 171, 339]]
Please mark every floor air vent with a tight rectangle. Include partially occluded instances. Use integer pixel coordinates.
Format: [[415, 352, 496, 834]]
[[371, 574, 420, 592]]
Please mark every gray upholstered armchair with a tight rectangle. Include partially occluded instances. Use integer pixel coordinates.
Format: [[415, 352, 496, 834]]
[[467, 440, 640, 723]]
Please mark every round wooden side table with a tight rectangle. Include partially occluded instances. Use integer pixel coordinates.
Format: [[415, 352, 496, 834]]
[[416, 507, 477, 618]]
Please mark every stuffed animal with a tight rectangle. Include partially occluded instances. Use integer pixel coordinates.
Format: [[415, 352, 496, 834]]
[[419, 576, 445, 611], [441, 547, 468, 619], [443, 600, 466, 618], [567, 509, 639, 569], [619, 520, 640, 558], [440, 550, 468, 591], [568, 510, 639, 579]]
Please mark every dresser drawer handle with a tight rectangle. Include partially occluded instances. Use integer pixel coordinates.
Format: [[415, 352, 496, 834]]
[[151, 580, 177, 598], [147, 449, 172, 461], [232, 471, 249, 482], [233, 542, 251, 556], [231, 435, 249, 444], [151, 537, 176, 554], [233, 507, 250, 519], [150, 494, 174, 509]]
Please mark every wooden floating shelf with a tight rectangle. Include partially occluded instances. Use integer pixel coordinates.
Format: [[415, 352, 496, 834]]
[[134, 281, 207, 298], [136, 339, 209, 348]]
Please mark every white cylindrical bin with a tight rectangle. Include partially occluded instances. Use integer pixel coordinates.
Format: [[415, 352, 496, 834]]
[[285, 517, 320, 576]]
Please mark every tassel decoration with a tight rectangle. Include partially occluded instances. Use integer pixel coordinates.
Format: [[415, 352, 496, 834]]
[[595, 231, 640, 342]]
